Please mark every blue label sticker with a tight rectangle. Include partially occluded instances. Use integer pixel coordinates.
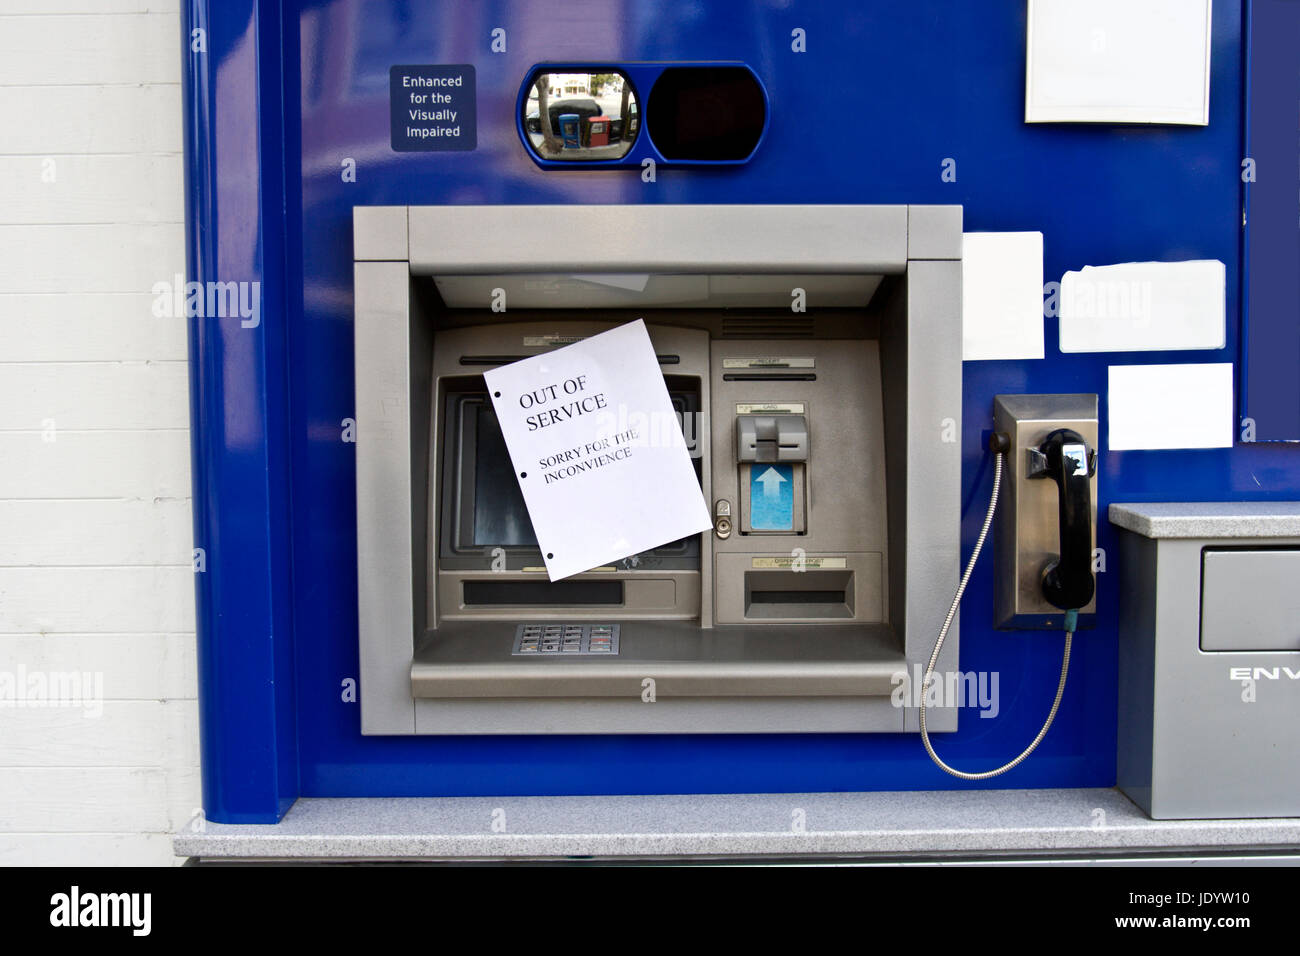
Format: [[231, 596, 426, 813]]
[[750, 464, 794, 531], [390, 64, 476, 151]]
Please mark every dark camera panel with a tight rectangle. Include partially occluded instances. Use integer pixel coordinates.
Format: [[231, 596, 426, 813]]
[[646, 67, 765, 161]]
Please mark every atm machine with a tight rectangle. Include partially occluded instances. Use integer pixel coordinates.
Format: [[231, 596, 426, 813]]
[[354, 203, 965, 735]]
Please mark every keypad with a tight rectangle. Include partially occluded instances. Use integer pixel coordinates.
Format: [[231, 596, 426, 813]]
[[512, 623, 620, 656]]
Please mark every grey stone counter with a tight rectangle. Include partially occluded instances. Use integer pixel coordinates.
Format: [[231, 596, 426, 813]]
[[1109, 501, 1300, 539], [175, 788, 1300, 862]]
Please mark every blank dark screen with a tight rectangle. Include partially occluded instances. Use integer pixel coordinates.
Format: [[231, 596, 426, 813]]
[[645, 67, 766, 161], [471, 404, 538, 547]]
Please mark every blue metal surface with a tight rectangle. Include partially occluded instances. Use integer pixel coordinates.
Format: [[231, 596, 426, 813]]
[[183, 0, 299, 822], [185, 0, 1300, 822], [1241, 0, 1300, 440]]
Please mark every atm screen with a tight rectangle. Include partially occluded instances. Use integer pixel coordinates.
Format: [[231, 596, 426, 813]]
[[470, 401, 538, 548], [443, 388, 701, 561]]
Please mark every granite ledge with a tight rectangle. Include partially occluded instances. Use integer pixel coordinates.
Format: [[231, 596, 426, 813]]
[[1109, 501, 1300, 540], [175, 788, 1300, 861]]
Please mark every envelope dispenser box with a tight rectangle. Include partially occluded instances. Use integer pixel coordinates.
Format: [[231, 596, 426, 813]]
[[1110, 502, 1300, 819]]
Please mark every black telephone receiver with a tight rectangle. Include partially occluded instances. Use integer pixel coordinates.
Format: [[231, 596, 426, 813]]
[[1031, 428, 1096, 611]]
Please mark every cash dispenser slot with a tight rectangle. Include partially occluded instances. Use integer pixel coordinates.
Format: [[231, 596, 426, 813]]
[[745, 570, 854, 619]]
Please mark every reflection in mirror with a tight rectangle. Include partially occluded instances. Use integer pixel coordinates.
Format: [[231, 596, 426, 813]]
[[523, 71, 638, 161]]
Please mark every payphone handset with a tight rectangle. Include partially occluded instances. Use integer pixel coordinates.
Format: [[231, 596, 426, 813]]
[[1029, 428, 1097, 611], [918, 408, 1099, 781]]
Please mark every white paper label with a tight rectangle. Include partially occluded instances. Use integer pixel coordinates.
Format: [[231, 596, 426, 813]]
[[484, 320, 712, 581], [1025, 0, 1212, 126], [1059, 260, 1226, 353], [1108, 363, 1233, 450], [962, 232, 1046, 362]]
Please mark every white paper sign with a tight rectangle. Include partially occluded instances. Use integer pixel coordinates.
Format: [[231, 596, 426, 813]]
[[1059, 260, 1225, 353], [1025, 0, 1212, 126], [483, 319, 712, 581], [1108, 363, 1233, 450], [962, 232, 1045, 361]]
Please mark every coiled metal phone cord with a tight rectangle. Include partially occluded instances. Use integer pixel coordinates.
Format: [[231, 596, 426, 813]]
[[919, 450, 1075, 780]]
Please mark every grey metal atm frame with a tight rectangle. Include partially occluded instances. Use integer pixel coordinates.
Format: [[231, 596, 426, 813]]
[[353, 204, 964, 735]]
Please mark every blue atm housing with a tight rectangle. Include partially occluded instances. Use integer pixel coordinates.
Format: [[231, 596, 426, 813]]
[[182, 0, 1299, 822]]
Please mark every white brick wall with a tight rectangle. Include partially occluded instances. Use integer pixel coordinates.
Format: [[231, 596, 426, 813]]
[[0, 1, 198, 866]]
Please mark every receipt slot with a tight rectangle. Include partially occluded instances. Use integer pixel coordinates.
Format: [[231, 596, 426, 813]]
[[353, 203, 965, 735]]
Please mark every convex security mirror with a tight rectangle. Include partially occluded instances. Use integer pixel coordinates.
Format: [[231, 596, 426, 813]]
[[522, 70, 639, 161]]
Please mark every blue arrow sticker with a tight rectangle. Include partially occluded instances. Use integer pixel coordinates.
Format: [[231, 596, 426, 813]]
[[749, 464, 794, 531]]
